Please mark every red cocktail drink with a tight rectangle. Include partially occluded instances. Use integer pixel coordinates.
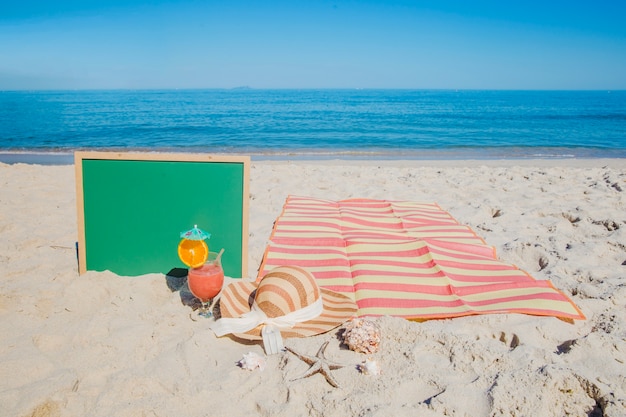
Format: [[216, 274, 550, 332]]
[[187, 251, 224, 316], [188, 262, 224, 301]]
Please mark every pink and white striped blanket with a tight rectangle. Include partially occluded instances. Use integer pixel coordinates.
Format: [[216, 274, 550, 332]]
[[258, 196, 584, 321]]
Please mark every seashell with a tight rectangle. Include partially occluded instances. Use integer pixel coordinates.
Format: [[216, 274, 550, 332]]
[[237, 351, 266, 371], [342, 318, 381, 354], [358, 358, 381, 375]]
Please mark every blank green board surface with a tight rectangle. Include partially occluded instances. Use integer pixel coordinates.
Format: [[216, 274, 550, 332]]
[[75, 152, 250, 277]]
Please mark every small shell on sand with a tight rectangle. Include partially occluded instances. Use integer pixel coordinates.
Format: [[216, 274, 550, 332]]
[[358, 358, 381, 376], [342, 318, 381, 354], [237, 352, 266, 371]]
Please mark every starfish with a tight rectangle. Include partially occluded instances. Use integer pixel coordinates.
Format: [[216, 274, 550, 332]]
[[285, 341, 346, 388]]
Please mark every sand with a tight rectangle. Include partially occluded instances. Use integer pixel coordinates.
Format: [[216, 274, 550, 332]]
[[1, 158, 625, 417]]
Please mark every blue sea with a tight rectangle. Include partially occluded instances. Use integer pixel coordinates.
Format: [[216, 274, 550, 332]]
[[1, 89, 625, 163]]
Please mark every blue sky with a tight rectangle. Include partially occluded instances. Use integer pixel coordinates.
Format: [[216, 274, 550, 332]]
[[1, 0, 625, 90]]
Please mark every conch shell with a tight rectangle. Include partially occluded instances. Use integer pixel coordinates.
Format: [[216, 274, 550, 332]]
[[342, 318, 381, 354]]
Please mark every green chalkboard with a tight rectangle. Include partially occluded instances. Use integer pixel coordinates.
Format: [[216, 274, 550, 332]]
[[75, 152, 249, 277]]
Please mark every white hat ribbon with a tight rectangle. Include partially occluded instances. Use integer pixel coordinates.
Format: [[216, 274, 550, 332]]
[[211, 296, 323, 337]]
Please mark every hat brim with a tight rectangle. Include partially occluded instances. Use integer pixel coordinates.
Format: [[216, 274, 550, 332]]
[[218, 280, 358, 341]]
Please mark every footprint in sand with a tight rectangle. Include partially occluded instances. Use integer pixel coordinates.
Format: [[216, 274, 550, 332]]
[[502, 241, 550, 272], [591, 219, 620, 232]]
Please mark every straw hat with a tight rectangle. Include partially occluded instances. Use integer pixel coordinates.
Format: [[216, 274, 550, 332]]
[[211, 265, 357, 340]]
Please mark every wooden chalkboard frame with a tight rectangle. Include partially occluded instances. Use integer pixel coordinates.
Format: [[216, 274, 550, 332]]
[[75, 151, 249, 278]]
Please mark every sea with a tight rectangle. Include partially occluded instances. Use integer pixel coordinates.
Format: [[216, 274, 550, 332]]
[[1, 89, 625, 164]]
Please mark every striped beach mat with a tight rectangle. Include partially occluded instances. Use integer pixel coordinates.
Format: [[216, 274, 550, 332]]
[[258, 196, 585, 321]]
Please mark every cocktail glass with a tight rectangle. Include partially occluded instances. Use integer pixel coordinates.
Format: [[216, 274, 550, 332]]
[[187, 250, 224, 317]]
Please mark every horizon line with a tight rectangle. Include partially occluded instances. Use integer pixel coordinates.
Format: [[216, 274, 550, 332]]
[[1, 87, 624, 93]]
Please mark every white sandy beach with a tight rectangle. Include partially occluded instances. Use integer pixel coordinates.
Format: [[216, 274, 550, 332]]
[[1, 158, 625, 417]]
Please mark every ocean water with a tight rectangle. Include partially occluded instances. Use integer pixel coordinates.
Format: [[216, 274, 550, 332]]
[[1, 89, 625, 161]]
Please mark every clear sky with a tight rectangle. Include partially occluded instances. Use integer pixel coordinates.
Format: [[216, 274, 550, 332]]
[[1, 0, 625, 90]]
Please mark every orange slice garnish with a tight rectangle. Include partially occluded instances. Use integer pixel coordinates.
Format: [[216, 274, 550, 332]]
[[177, 239, 209, 268]]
